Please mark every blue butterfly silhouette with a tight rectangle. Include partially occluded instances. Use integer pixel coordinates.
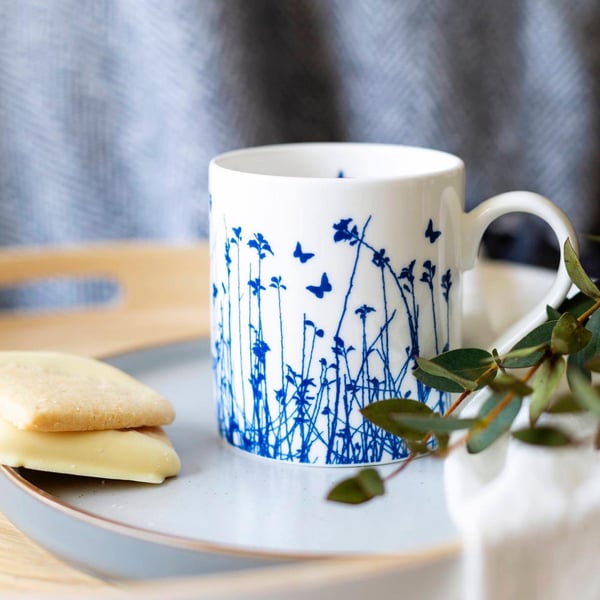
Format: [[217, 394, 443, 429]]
[[306, 272, 332, 298], [425, 219, 441, 243], [293, 241, 315, 263]]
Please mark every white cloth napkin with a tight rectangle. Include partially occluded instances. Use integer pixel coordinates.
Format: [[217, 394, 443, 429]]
[[445, 407, 600, 600]]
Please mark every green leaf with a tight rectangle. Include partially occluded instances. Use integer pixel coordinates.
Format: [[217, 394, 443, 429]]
[[495, 344, 547, 363], [546, 392, 586, 414], [491, 348, 502, 367], [501, 321, 556, 368], [327, 477, 367, 504], [356, 467, 385, 497], [361, 399, 433, 441], [550, 313, 592, 355], [512, 426, 572, 447], [568, 311, 600, 379], [391, 413, 479, 434], [326, 468, 385, 504], [488, 373, 534, 396], [563, 238, 600, 299], [546, 305, 562, 321], [585, 356, 600, 372], [529, 356, 566, 425], [568, 367, 600, 417], [414, 348, 495, 393], [415, 357, 477, 391], [558, 290, 597, 319], [467, 393, 522, 454]]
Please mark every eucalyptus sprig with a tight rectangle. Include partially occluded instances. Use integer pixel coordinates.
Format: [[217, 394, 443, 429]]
[[327, 239, 600, 504]]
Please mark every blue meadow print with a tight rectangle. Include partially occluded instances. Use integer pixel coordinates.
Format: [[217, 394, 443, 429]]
[[211, 214, 453, 465]]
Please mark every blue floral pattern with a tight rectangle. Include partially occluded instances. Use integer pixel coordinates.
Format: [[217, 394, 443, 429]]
[[212, 214, 453, 464]]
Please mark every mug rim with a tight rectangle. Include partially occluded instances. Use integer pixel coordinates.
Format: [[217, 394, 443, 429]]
[[210, 142, 464, 182]]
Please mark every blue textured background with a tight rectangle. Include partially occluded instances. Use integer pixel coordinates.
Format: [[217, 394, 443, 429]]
[[0, 1, 598, 305]]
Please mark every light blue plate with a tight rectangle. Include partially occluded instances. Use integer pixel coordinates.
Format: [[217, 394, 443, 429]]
[[0, 262, 554, 580]]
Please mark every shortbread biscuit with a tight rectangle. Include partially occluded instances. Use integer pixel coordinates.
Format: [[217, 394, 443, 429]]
[[0, 418, 181, 483], [0, 351, 175, 432]]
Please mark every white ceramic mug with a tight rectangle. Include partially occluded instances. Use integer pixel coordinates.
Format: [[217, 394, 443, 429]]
[[209, 143, 576, 466]]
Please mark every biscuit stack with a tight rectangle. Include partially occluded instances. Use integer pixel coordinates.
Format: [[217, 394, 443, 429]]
[[0, 352, 180, 484]]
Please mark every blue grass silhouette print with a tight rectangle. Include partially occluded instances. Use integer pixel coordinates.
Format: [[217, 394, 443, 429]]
[[212, 214, 453, 464], [293, 242, 315, 263]]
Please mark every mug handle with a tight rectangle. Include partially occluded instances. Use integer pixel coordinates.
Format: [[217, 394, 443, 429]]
[[461, 191, 578, 355]]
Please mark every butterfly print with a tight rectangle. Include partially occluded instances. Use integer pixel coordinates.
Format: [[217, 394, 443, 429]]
[[425, 219, 441, 243], [293, 241, 315, 263], [306, 272, 332, 298]]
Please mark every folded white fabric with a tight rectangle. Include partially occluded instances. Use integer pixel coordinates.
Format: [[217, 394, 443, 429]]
[[445, 409, 600, 600]]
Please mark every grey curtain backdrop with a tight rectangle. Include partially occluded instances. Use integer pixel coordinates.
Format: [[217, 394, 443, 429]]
[[0, 0, 598, 293]]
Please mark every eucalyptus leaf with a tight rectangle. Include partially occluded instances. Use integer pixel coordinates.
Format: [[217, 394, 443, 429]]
[[361, 398, 433, 441], [529, 356, 566, 425], [583, 304, 600, 335], [326, 468, 385, 504], [326, 477, 367, 504], [546, 392, 586, 414], [558, 289, 597, 319], [414, 348, 494, 393], [391, 413, 479, 434], [488, 373, 534, 396], [551, 312, 592, 355], [467, 393, 522, 454], [546, 305, 562, 321], [563, 239, 600, 299], [356, 467, 385, 497], [495, 344, 547, 363], [415, 357, 478, 391], [585, 356, 600, 372], [512, 426, 572, 447], [491, 348, 502, 368], [568, 367, 600, 417], [501, 321, 556, 368], [568, 311, 600, 380]]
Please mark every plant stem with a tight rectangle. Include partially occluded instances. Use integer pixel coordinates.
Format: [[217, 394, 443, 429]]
[[578, 298, 600, 324], [444, 363, 499, 416], [476, 353, 546, 428], [383, 450, 418, 481], [384, 364, 502, 472]]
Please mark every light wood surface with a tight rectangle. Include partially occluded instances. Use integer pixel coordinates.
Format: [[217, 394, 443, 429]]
[[0, 242, 209, 357], [0, 241, 455, 598]]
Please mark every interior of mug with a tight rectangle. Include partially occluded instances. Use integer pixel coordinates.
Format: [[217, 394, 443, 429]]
[[213, 143, 463, 179]]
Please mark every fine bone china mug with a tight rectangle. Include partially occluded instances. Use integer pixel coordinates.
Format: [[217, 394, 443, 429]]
[[209, 143, 576, 466]]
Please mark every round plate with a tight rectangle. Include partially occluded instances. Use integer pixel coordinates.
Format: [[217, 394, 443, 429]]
[[0, 261, 554, 580]]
